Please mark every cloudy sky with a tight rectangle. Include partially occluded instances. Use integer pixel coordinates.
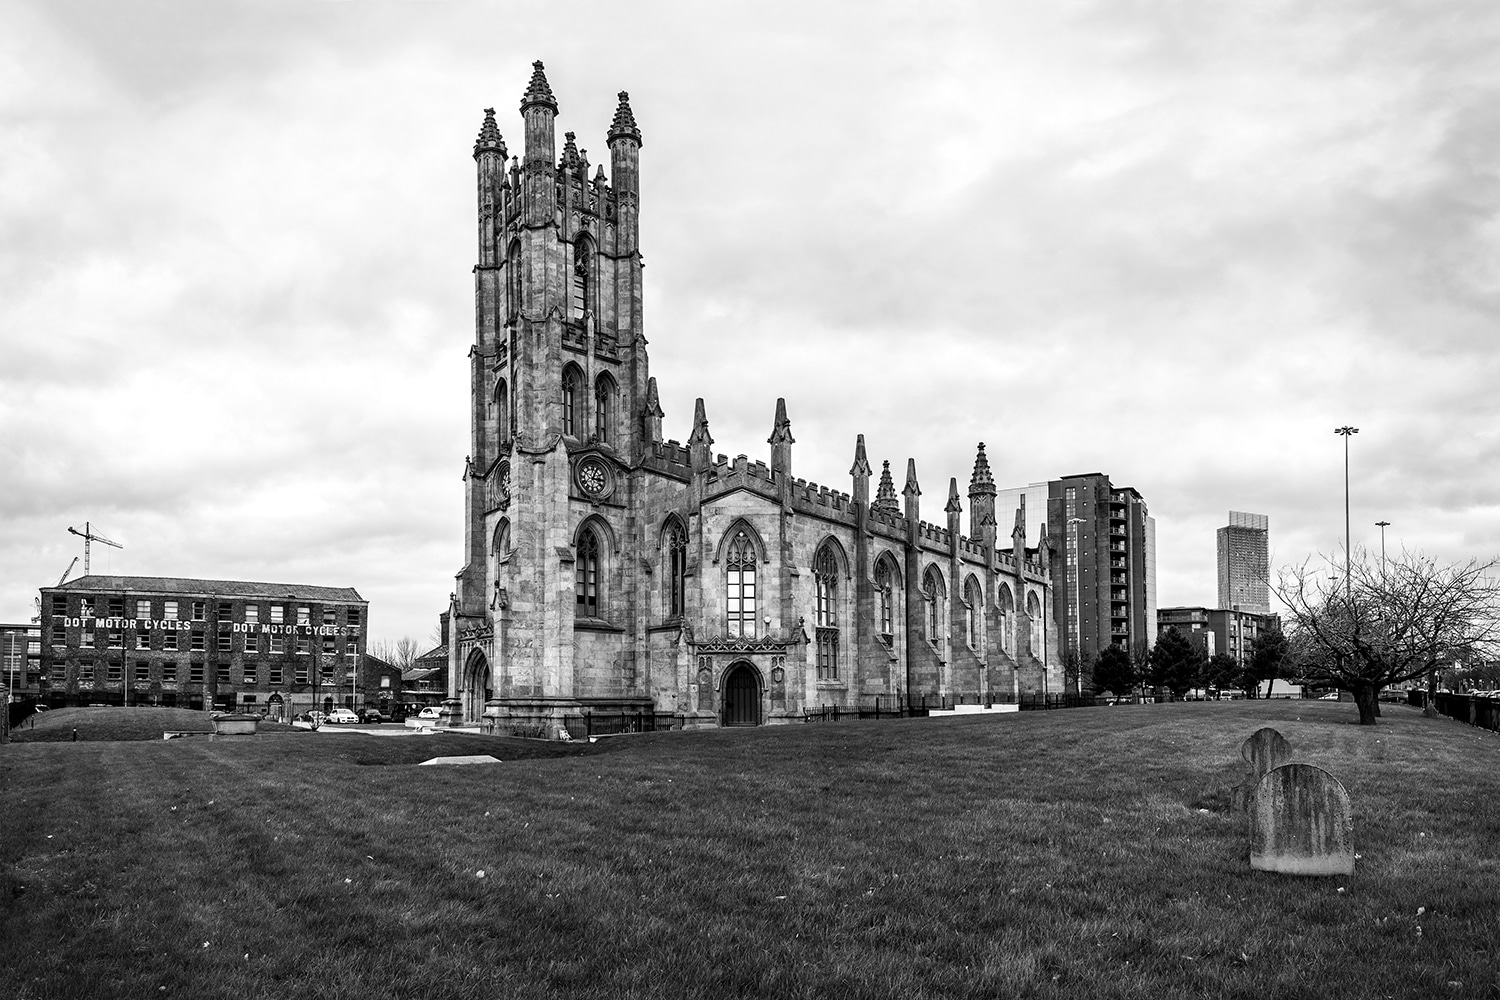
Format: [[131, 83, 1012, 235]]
[[3, 0, 1499, 647]]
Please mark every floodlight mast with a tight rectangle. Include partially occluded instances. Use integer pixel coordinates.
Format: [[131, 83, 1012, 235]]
[[67, 521, 123, 575]]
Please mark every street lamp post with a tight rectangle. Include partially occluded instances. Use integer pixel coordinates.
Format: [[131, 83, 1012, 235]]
[[1335, 426, 1359, 599], [1375, 520, 1390, 568]]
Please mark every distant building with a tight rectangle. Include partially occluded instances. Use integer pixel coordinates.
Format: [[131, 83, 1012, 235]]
[[1, 622, 43, 704], [1217, 511, 1270, 615], [1044, 473, 1157, 670], [361, 654, 403, 717], [1157, 605, 1278, 666], [37, 576, 368, 718]]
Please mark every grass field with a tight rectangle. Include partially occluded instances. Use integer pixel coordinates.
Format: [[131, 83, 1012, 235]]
[[2, 701, 1497, 999]]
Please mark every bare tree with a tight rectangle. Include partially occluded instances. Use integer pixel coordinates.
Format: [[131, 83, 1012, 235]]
[[369, 635, 423, 671], [1274, 547, 1500, 725]]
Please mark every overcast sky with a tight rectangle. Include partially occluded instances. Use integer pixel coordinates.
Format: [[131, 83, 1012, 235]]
[[4, 0, 1499, 648]]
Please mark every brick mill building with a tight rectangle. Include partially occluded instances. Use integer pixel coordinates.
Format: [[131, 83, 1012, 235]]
[[442, 63, 1061, 735], [38, 576, 367, 717]]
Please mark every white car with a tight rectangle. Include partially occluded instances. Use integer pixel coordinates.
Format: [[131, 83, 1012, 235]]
[[405, 706, 444, 728], [326, 708, 360, 724]]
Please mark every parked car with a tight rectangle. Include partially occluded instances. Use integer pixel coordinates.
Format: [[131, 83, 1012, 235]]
[[326, 708, 360, 724], [359, 707, 387, 724], [405, 706, 444, 728]]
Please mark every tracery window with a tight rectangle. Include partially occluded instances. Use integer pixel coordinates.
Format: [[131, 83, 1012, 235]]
[[562, 366, 581, 437], [494, 378, 509, 441], [1027, 591, 1043, 656], [665, 521, 687, 619], [924, 567, 945, 641], [965, 576, 983, 649], [814, 544, 839, 680], [572, 238, 592, 321], [998, 584, 1015, 655], [576, 529, 600, 617], [814, 546, 837, 628], [875, 559, 896, 636], [725, 530, 757, 639], [595, 374, 614, 444], [507, 240, 523, 319]]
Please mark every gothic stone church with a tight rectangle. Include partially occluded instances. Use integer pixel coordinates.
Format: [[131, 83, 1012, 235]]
[[442, 63, 1060, 734]]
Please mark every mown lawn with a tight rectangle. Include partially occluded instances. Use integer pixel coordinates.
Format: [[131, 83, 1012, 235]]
[[1, 701, 1497, 999]]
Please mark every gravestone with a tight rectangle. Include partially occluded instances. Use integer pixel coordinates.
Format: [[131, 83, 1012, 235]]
[[1233, 727, 1293, 811], [1249, 763, 1355, 876]]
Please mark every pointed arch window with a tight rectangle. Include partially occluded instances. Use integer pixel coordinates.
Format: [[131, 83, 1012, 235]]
[[507, 239, 523, 320], [924, 568, 945, 642], [594, 374, 615, 444], [725, 530, 757, 639], [665, 521, 687, 619], [494, 377, 509, 442], [998, 584, 1015, 656], [572, 237, 593, 321], [1026, 591, 1043, 657], [562, 366, 581, 437], [875, 559, 896, 637], [814, 544, 839, 680], [965, 577, 983, 649], [576, 529, 600, 618], [814, 546, 838, 628]]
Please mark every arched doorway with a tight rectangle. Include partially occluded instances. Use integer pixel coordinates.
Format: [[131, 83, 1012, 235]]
[[721, 662, 762, 727], [462, 649, 491, 725]]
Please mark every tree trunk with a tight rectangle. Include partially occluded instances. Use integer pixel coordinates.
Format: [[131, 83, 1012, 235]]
[[1353, 682, 1380, 725]]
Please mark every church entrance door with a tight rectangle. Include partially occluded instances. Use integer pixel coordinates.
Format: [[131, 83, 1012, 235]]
[[462, 650, 490, 725], [721, 663, 761, 727]]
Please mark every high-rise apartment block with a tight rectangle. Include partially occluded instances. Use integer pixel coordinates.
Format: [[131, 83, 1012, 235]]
[[1217, 511, 1269, 615], [1044, 473, 1157, 671]]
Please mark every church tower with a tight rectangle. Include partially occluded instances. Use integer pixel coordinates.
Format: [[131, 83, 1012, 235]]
[[449, 64, 656, 735]]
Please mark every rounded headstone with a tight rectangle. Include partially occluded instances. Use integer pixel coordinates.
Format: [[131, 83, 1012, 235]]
[[1249, 763, 1354, 877]]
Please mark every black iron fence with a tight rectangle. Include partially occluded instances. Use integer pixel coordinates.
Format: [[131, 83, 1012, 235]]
[[1406, 690, 1500, 735], [560, 709, 672, 740]]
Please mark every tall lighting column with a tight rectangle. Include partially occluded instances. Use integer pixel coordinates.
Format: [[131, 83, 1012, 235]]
[[1335, 426, 1359, 599]]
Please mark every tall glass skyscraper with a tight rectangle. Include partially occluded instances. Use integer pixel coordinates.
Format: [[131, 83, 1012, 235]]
[[1217, 511, 1269, 614]]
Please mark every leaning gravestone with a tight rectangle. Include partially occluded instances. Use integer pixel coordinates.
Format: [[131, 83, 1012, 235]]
[[1249, 763, 1355, 876], [1233, 727, 1293, 812]]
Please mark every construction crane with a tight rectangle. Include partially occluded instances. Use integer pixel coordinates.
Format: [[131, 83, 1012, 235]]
[[56, 556, 78, 587], [67, 522, 123, 575]]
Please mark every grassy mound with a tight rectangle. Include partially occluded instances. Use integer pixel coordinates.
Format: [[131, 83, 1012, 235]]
[[2, 700, 1497, 999], [10, 705, 216, 742]]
